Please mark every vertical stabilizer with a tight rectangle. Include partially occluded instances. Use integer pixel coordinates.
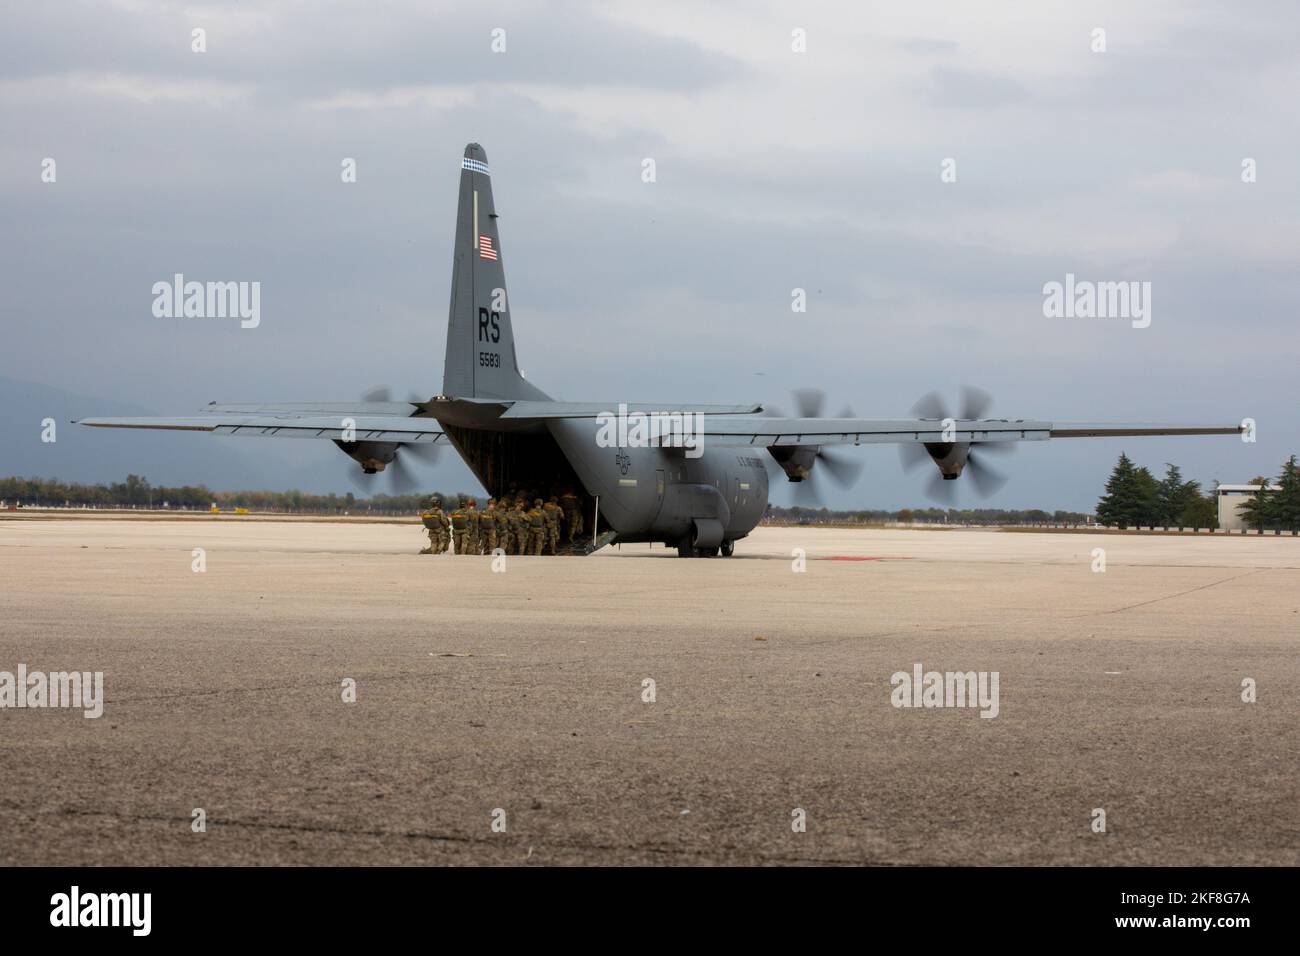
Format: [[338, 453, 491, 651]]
[[441, 144, 549, 401]]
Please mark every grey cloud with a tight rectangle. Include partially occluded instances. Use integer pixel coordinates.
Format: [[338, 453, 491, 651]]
[[0, 1, 742, 96], [926, 66, 1029, 109], [896, 37, 959, 57]]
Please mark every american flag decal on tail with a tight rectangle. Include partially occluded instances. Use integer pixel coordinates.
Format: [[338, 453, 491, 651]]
[[478, 235, 498, 261]]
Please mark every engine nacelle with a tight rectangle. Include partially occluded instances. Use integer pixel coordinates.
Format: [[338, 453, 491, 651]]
[[923, 442, 970, 480], [333, 439, 399, 474], [767, 445, 819, 482]]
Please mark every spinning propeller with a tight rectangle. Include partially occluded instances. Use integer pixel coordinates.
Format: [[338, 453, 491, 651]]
[[340, 386, 442, 495], [764, 388, 865, 506], [897, 385, 1013, 502]]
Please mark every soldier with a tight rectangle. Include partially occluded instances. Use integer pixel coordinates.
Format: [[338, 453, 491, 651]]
[[561, 488, 584, 542], [527, 498, 547, 556], [481, 498, 499, 554], [508, 497, 528, 554], [464, 498, 481, 555], [419, 495, 448, 554], [543, 495, 564, 554], [493, 497, 510, 554], [449, 498, 469, 555]]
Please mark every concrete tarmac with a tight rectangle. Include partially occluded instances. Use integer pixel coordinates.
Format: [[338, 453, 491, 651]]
[[1, 516, 1296, 865]]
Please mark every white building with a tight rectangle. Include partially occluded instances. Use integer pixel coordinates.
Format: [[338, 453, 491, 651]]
[[1216, 483, 1279, 530]]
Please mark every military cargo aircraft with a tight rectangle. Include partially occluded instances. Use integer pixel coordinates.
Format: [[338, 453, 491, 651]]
[[79, 144, 1243, 556]]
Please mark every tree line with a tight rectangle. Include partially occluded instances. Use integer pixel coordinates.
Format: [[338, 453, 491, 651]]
[[0, 475, 467, 515], [9, 474, 1092, 525], [766, 506, 1092, 526], [1095, 456, 1215, 529], [9, 455, 1300, 530]]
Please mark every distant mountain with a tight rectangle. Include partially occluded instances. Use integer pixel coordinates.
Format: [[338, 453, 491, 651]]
[[0, 376, 480, 494]]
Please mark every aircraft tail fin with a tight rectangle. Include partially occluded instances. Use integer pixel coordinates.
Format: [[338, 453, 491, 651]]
[[441, 144, 548, 401]]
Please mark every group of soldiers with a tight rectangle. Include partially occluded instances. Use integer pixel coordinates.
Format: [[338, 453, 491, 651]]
[[419, 490, 584, 556]]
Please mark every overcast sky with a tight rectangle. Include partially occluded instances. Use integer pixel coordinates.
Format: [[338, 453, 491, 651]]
[[3, 0, 1296, 508]]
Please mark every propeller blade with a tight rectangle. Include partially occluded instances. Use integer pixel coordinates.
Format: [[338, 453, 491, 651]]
[[925, 471, 958, 504], [965, 451, 1008, 498], [348, 469, 376, 493], [767, 389, 854, 421], [793, 388, 825, 419], [904, 386, 1012, 500], [793, 474, 821, 507], [960, 385, 994, 421], [898, 443, 930, 472], [363, 386, 422, 406], [402, 441, 442, 463], [911, 391, 949, 420], [386, 451, 418, 495], [817, 448, 863, 489]]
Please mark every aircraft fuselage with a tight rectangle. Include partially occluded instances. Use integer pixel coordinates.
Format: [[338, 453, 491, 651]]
[[548, 419, 769, 547], [438, 413, 769, 552]]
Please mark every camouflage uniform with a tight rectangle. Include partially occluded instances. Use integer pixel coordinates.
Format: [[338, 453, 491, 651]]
[[480, 499, 499, 554], [464, 500, 481, 555], [493, 501, 510, 554], [561, 490, 583, 541], [543, 496, 564, 554], [527, 499, 547, 556], [509, 498, 529, 554], [449, 502, 469, 555], [419, 496, 449, 554]]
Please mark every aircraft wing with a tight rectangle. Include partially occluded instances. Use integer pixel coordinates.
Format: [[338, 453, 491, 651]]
[[700, 417, 1243, 447], [76, 402, 447, 444]]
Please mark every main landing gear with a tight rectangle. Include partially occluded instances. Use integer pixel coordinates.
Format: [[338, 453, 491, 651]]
[[676, 538, 735, 558]]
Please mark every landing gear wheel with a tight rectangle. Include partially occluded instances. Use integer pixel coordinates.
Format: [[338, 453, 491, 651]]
[[676, 541, 695, 558], [719, 540, 734, 557]]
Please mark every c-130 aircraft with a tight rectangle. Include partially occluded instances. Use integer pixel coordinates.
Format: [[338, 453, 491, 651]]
[[80, 143, 1243, 557]]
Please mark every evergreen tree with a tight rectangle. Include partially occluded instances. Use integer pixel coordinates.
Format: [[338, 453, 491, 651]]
[[1097, 453, 1139, 528], [1132, 466, 1161, 527], [1179, 492, 1217, 530], [1236, 475, 1276, 531], [1156, 463, 1201, 526], [1271, 455, 1300, 531], [1097, 453, 1168, 528]]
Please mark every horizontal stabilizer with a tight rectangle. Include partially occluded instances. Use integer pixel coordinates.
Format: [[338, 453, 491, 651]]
[[500, 401, 763, 420]]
